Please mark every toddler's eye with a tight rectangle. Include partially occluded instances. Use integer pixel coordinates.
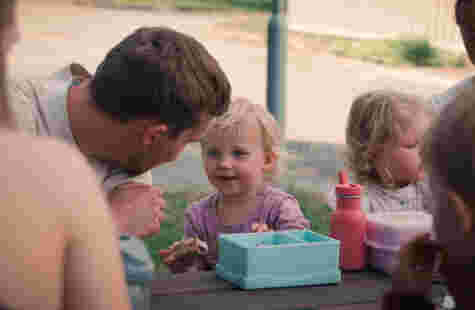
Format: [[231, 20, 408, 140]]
[[233, 150, 249, 158], [206, 149, 219, 158]]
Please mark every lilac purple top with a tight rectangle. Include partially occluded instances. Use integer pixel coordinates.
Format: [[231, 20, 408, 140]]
[[183, 185, 311, 269]]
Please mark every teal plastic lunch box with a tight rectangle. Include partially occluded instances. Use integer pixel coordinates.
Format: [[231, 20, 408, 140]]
[[216, 230, 341, 289]]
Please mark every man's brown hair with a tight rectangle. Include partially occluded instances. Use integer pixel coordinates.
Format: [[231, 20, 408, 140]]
[[90, 27, 231, 137]]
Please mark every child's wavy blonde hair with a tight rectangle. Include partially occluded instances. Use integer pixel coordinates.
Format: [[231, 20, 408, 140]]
[[346, 90, 434, 187], [201, 97, 283, 182]]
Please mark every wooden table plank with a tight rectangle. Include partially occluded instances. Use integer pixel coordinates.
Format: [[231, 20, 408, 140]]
[[152, 270, 390, 296], [151, 271, 392, 310], [150, 270, 448, 310], [318, 302, 382, 310], [151, 290, 385, 310], [152, 271, 235, 296]]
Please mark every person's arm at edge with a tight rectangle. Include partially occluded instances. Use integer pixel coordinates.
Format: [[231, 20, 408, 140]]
[[0, 133, 131, 310], [60, 143, 132, 310]]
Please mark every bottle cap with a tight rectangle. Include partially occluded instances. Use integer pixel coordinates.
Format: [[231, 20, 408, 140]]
[[336, 170, 362, 197]]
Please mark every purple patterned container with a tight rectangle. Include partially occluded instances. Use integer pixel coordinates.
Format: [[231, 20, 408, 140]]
[[365, 211, 433, 274]]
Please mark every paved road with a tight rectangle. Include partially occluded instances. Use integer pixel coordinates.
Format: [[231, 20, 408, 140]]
[[10, 1, 468, 190]]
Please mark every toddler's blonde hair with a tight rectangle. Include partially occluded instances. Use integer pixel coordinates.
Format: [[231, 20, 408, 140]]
[[346, 89, 434, 187], [201, 97, 283, 182]]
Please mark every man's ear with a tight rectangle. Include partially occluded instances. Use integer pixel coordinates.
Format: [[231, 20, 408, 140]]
[[448, 191, 473, 234], [263, 151, 277, 173], [143, 123, 168, 146]]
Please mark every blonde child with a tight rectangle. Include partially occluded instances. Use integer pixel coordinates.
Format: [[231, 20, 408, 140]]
[[382, 81, 475, 310], [327, 90, 435, 213], [159, 98, 310, 273]]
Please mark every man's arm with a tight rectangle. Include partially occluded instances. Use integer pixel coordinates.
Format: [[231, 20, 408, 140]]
[[108, 181, 166, 237], [101, 163, 166, 237], [63, 160, 132, 310]]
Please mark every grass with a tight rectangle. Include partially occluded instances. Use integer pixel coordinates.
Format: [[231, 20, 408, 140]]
[[114, 0, 272, 11], [174, 0, 272, 11], [326, 36, 466, 67], [143, 184, 332, 271], [216, 14, 467, 68]]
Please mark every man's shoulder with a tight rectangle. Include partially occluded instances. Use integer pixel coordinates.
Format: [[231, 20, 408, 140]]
[[0, 131, 87, 177], [0, 131, 100, 219], [8, 64, 76, 97], [7, 65, 75, 132]]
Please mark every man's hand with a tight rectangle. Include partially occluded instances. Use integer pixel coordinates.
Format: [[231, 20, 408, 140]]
[[107, 182, 166, 237]]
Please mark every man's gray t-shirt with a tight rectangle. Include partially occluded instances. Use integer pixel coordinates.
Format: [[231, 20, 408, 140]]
[[7, 65, 152, 193]]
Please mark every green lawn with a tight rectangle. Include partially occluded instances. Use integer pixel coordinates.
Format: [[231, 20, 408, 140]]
[[217, 14, 467, 68], [143, 185, 332, 271]]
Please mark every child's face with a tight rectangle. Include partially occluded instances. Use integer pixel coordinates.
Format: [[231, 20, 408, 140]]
[[375, 113, 431, 186], [201, 119, 272, 198]]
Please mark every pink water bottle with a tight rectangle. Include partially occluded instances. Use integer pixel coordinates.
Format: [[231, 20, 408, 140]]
[[330, 170, 367, 271]]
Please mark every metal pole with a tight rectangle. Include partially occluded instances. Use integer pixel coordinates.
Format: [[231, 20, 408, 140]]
[[267, 0, 288, 137]]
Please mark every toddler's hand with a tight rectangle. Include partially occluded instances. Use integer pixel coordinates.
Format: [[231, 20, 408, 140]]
[[251, 223, 273, 233], [158, 238, 208, 273], [392, 233, 444, 296]]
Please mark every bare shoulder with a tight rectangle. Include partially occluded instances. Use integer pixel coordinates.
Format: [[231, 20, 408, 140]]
[[0, 131, 97, 309], [0, 130, 109, 229], [0, 130, 90, 173], [0, 131, 128, 310]]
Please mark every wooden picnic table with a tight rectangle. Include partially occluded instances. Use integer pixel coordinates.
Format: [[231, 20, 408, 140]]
[[150, 269, 394, 310]]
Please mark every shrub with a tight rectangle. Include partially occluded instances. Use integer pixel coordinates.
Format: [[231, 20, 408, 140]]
[[229, 0, 273, 11], [398, 38, 440, 66]]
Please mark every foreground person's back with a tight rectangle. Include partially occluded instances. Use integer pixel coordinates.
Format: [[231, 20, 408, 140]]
[[0, 130, 131, 310]]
